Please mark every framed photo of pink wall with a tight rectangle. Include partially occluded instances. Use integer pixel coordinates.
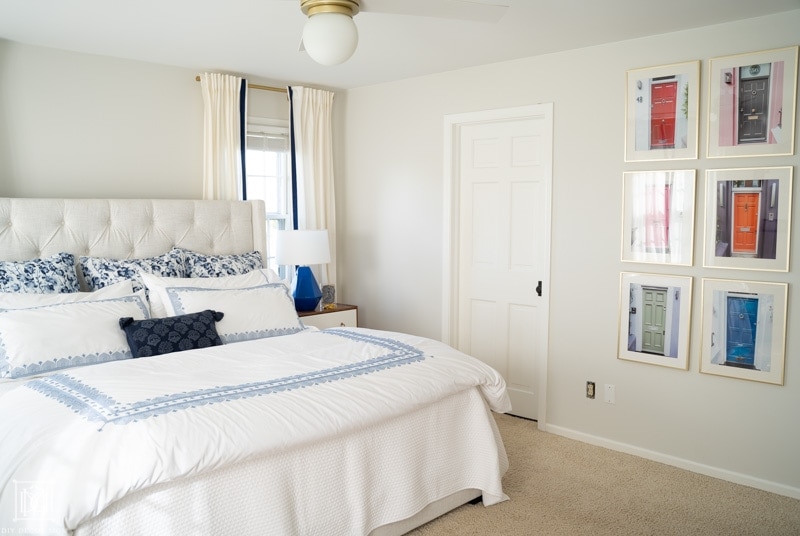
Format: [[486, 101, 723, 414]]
[[621, 170, 696, 266], [707, 46, 798, 158], [625, 60, 700, 162]]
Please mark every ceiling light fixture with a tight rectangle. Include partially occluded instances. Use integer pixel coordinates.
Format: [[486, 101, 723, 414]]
[[300, 0, 360, 66]]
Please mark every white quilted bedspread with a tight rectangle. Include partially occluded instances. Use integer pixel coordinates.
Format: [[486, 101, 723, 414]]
[[0, 327, 510, 535]]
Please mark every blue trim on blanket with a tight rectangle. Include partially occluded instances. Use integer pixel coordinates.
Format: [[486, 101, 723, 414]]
[[24, 330, 425, 427]]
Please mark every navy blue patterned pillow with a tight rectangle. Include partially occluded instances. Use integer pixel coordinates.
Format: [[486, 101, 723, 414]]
[[174, 248, 263, 278], [119, 310, 224, 358], [0, 252, 80, 294]]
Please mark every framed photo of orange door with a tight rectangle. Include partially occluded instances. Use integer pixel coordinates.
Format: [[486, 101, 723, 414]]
[[703, 167, 793, 272]]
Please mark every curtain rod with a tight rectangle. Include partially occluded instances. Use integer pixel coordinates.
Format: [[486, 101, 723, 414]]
[[194, 75, 286, 94]]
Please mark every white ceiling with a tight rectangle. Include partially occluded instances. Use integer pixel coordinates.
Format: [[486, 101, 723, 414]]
[[1, 0, 798, 90]]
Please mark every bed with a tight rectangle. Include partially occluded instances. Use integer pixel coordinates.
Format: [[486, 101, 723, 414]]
[[0, 198, 510, 536]]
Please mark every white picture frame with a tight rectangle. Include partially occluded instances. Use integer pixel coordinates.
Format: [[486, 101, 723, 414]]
[[621, 170, 696, 266], [625, 60, 700, 162], [618, 272, 692, 370], [707, 46, 798, 158], [700, 278, 788, 385], [703, 167, 793, 272]]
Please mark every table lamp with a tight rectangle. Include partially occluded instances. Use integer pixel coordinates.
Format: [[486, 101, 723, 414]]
[[276, 229, 331, 311]]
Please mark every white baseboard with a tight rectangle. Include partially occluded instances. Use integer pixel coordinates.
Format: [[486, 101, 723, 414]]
[[544, 424, 800, 500]]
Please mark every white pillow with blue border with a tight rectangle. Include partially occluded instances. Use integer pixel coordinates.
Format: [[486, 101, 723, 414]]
[[162, 284, 303, 343], [0, 280, 135, 310], [0, 290, 150, 380], [140, 269, 285, 318]]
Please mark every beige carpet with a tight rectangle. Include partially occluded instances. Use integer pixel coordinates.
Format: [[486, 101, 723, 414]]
[[408, 413, 800, 535]]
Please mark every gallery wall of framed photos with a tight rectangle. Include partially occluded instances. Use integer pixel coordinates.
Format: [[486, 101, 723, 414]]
[[619, 45, 797, 386]]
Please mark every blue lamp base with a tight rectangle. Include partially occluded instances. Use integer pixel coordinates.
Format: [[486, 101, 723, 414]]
[[292, 265, 322, 311]]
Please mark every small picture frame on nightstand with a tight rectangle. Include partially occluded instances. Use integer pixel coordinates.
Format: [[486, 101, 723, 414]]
[[322, 284, 335, 309]]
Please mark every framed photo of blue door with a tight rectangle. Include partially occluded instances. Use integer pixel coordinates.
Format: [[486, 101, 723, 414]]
[[700, 278, 788, 385]]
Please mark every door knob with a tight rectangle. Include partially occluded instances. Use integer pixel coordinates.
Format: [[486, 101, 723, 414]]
[[536, 281, 542, 297]]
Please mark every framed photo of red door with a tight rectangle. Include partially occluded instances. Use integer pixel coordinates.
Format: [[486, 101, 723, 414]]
[[703, 167, 793, 271], [625, 60, 700, 162]]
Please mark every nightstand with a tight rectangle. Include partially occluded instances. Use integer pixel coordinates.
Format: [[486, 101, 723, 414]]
[[298, 304, 358, 329]]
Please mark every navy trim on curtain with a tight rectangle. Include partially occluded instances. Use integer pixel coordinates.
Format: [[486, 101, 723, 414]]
[[288, 86, 299, 230], [239, 79, 248, 200]]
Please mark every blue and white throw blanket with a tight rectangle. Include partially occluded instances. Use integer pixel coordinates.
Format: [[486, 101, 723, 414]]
[[0, 328, 510, 534]]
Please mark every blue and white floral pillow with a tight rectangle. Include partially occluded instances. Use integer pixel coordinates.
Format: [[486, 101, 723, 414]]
[[175, 248, 264, 278], [80, 250, 185, 292], [0, 252, 80, 294]]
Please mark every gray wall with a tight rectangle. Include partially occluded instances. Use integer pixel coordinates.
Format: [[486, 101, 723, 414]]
[[0, 39, 289, 199], [339, 12, 800, 497], [1, 11, 798, 498]]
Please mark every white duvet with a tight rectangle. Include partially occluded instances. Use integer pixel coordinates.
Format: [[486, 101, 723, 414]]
[[0, 327, 510, 535]]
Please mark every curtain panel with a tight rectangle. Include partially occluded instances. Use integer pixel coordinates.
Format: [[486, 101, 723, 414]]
[[200, 73, 247, 201], [289, 86, 337, 289]]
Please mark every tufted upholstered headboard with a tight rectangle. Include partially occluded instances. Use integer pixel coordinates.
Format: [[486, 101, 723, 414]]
[[0, 198, 267, 289]]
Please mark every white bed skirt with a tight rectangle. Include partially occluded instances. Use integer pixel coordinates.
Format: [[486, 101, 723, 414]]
[[74, 388, 508, 536]]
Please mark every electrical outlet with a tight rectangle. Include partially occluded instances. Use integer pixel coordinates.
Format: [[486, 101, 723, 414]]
[[586, 381, 595, 399], [604, 384, 616, 404]]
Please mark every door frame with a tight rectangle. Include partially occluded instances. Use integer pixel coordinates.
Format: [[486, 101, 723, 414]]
[[442, 103, 553, 430]]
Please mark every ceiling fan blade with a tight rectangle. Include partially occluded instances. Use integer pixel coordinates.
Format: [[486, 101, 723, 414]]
[[360, 0, 509, 22]]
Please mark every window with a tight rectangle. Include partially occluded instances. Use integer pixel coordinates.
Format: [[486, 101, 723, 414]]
[[245, 119, 291, 278]]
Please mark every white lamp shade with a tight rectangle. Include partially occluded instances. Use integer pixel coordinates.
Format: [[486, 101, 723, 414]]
[[276, 230, 331, 266], [302, 12, 358, 65]]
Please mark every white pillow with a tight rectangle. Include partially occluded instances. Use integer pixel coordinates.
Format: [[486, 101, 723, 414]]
[[140, 269, 285, 318], [0, 291, 150, 380], [162, 284, 303, 343], [0, 280, 135, 310]]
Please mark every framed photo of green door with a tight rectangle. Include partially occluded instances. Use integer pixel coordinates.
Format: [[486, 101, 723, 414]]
[[700, 279, 788, 385], [618, 272, 692, 370]]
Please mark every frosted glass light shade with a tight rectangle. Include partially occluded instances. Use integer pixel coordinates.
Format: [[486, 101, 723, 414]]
[[276, 230, 331, 266], [302, 12, 358, 65]]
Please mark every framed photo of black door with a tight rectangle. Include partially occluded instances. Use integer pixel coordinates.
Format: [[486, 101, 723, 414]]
[[707, 46, 798, 158]]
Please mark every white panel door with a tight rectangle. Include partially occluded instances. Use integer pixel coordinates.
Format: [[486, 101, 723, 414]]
[[455, 108, 552, 421]]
